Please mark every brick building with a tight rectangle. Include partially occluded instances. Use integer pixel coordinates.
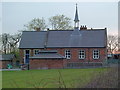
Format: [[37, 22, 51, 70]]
[[19, 4, 107, 69], [0, 54, 15, 69]]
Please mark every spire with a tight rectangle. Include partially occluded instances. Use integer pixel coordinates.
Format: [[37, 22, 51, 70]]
[[74, 3, 79, 22], [74, 3, 79, 29]]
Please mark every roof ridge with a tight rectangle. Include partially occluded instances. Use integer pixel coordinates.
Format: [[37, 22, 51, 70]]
[[49, 30, 73, 31], [22, 29, 106, 32], [23, 31, 47, 32]]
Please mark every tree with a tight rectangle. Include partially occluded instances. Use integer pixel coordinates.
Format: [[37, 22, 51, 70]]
[[1, 32, 21, 54], [118, 36, 120, 51], [2, 33, 9, 54], [8, 33, 21, 53], [24, 18, 47, 31], [0, 34, 2, 52], [49, 14, 73, 30], [107, 35, 118, 54]]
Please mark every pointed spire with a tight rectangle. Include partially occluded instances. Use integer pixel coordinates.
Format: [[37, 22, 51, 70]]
[[74, 3, 79, 22]]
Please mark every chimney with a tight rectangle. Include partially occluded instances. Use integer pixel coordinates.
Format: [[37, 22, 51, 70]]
[[80, 25, 83, 30], [80, 25, 87, 30], [35, 27, 41, 31], [47, 28, 49, 31], [85, 25, 87, 29]]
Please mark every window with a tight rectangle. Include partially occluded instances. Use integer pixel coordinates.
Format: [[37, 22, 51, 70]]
[[79, 50, 85, 59], [65, 50, 71, 59], [93, 50, 99, 59], [34, 49, 40, 55]]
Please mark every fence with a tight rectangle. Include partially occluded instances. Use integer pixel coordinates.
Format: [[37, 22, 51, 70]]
[[65, 62, 103, 68], [105, 59, 120, 64]]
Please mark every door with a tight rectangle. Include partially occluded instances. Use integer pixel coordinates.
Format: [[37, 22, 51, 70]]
[[25, 50, 30, 64]]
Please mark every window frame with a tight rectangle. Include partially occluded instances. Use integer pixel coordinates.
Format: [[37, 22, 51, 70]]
[[93, 49, 100, 59], [34, 49, 40, 55], [79, 50, 85, 59], [65, 50, 71, 59]]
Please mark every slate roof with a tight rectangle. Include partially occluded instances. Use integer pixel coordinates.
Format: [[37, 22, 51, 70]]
[[19, 31, 47, 48], [0, 54, 15, 61], [39, 50, 57, 53], [29, 53, 65, 59], [19, 29, 107, 49]]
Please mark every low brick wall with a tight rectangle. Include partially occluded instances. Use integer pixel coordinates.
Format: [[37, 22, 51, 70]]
[[0, 60, 12, 69], [29, 59, 64, 69]]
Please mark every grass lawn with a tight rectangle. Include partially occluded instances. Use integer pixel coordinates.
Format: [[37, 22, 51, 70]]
[[2, 68, 108, 88]]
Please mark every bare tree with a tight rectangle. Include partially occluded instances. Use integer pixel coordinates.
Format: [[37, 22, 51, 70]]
[[24, 18, 47, 31], [118, 36, 120, 51], [49, 15, 73, 30], [1, 33, 21, 54], [0, 35, 2, 52], [8, 33, 21, 53], [2, 33, 9, 54], [107, 35, 118, 54]]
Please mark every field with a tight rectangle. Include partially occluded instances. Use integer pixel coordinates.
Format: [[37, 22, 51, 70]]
[[2, 68, 108, 88]]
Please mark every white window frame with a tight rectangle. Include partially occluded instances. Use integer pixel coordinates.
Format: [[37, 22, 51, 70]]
[[24, 49, 31, 57], [65, 50, 71, 59], [79, 50, 85, 59], [34, 49, 40, 55], [93, 50, 99, 59], [24, 49, 31, 64]]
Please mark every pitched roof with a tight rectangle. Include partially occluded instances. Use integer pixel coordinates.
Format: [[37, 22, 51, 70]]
[[19, 29, 107, 49], [29, 53, 65, 59], [47, 29, 107, 48], [0, 54, 15, 61], [39, 50, 57, 53], [19, 31, 47, 48]]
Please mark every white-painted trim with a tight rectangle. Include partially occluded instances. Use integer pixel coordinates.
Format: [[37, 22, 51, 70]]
[[23, 49, 31, 64], [65, 50, 71, 59], [23, 56, 25, 64], [79, 50, 85, 59], [93, 49, 100, 59]]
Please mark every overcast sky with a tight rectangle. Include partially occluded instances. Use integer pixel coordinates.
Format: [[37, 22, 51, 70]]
[[1, 1, 118, 35]]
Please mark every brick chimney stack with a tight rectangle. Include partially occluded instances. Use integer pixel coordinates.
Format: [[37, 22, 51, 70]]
[[35, 27, 41, 31], [47, 28, 49, 31], [80, 25, 87, 30]]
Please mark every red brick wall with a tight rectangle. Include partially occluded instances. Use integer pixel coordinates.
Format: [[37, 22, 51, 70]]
[[29, 59, 64, 69], [0, 60, 12, 69], [20, 48, 107, 68], [0, 61, 2, 69], [19, 49, 44, 63], [19, 49, 24, 63], [47, 48, 107, 62]]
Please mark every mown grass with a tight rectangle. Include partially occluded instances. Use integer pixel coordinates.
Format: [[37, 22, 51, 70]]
[[2, 68, 108, 88]]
